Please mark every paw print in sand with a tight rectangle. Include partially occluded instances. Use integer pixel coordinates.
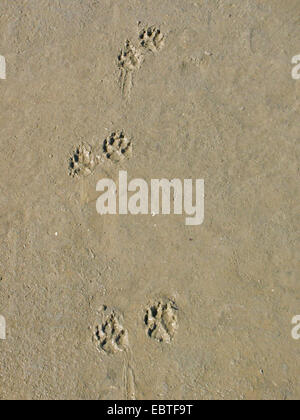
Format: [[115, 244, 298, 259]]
[[139, 26, 165, 53], [69, 143, 101, 177], [94, 310, 129, 355], [103, 131, 132, 163], [144, 299, 178, 344], [118, 40, 144, 72], [118, 40, 143, 98]]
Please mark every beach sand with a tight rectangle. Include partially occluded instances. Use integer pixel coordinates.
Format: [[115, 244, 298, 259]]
[[0, 0, 299, 400]]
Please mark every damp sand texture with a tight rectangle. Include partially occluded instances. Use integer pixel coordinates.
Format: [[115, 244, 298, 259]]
[[0, 0, 299, 400]]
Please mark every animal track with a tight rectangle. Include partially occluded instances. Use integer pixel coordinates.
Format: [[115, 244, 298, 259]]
[[139, 26, 165, 53], [69, 143, 101, 177], [103, 131, 132, 163], [118, 40, 144, 72], [94, 310, 129, 354], [117, 27, 164, 98], [144, 299, 178, 344], [118, 40, 143, 98], [93, 306, 137, 399], [69, 131, 132, 177]]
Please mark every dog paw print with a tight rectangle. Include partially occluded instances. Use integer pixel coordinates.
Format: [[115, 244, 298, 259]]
[[103, 131, 132, 163], [94, 310, 129, 354], [144, 299, 178, 344], [69, 143, 101, 177], [118, 40, 144, 98], [139, 26, 165, 52], [118, 40, 144, 72]]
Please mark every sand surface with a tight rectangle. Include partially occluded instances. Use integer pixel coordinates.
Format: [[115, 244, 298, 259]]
[[0, 0, 299, 400]]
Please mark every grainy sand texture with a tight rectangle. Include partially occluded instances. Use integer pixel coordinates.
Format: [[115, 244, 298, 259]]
[[0, 0, 299, 400]]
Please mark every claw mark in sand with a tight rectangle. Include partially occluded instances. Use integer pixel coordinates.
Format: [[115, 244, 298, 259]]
[[123, 358, 136, 400], [144, 299, 178, 344], [118, 40, 143, 99]]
